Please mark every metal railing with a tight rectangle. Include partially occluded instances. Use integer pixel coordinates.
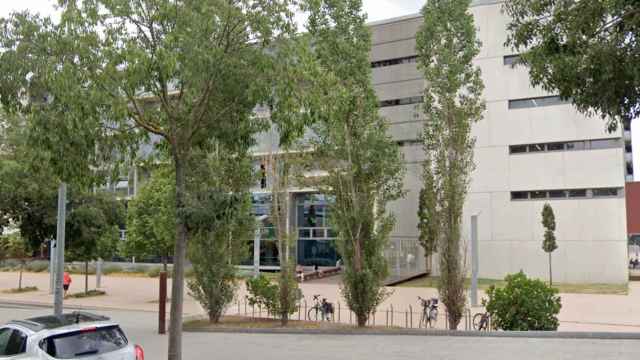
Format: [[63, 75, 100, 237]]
[[228, 299, 492, 331]]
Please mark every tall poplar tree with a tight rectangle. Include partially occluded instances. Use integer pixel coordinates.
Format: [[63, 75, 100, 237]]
[[416, 0, 485, 330], [541, 203, 558, 285], [304, 0, 405, 327]]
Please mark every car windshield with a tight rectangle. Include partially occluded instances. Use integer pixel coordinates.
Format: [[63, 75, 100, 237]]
[[40, 325, 128, 359]]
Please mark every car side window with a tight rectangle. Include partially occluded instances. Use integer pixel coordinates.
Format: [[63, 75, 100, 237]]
[[0, 328, 27, 357]]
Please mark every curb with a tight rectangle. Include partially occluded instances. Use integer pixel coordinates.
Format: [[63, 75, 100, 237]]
[[184, 326, 640, 340]]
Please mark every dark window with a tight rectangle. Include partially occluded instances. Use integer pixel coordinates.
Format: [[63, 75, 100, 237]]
[[503, 54, 522, 66], [530, 191, 548, 199], [589, 139, 620, 150], [528, 144, 546, 152], [379, 96, 423, 108], [566, 141, 585, 151], [547, 142, 565, 151], [0, 328, 27, 356], [508, 96, 568, 110], [568, 189, 587, 198], [628, 163, 634, 175], [509, 145, 528, 154], [593, 188, 619, 197], [371, 56, 418, 68], [40, 326, 128, 359], [626, 142, 632, 153], [511, 191, 529, 200], [548, 190, 567, 199]]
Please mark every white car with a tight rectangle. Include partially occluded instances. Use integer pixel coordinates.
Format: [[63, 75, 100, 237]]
[[0, 311, 144, 359]]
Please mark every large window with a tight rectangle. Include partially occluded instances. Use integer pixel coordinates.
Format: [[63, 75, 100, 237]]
[[508, 96, 568, 109], [511, 187, 622, 201], [509, 138, 621, 154], [503, 54, 522, 66]]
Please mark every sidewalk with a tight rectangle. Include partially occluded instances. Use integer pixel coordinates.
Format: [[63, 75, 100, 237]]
[[2, 271, 640, 332]]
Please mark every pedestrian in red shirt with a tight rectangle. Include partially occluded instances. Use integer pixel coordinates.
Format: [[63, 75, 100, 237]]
[[63, 272, 72, 298]]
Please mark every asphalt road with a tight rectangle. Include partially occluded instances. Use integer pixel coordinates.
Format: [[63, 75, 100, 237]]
[[1, 302, 638, 360]]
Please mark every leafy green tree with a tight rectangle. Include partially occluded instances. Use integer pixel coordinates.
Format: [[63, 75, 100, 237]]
[[541, 203, 558, 285], [66, 192, 125, 294], [186, 140, 254, 325], [416, 0, 485, 330], [484, 271, 562, 331], [304, 0, 405, 327], [0, 2, 297, 358], [504, 1, 640, 131], [2, 233, 32, 290], [123, 167, 175, 271]]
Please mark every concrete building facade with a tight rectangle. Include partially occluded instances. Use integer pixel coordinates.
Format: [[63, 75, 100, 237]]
[[366, 0, 628, 284]]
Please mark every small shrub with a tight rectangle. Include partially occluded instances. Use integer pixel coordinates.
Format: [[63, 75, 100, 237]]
[[102, 265, 123, 275], [484, 271, 562, 331], [25, 262, 49, 273], [146, 267, 162, 278], [246, 274, 279, 314]]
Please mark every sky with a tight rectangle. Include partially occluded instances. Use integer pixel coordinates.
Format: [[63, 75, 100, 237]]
[[0, 1, 425, 22]]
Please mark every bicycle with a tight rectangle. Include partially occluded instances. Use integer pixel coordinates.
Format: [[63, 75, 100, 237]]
[[417, 296, 438, 328], [473, 311, 491, 331], [307, 294, 334, 321]]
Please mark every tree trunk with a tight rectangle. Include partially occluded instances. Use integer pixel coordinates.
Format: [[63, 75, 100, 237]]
[[162, 256, 168, 272], [168, 152, 188, 360], [549, 252, 553, 286], [18, 264, 23, 290], [357, 313, 367, 327], [85, 261, 89, 294]]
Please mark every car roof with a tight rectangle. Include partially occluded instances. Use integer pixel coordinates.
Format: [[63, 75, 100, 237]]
[[8, 312, 111, 333]]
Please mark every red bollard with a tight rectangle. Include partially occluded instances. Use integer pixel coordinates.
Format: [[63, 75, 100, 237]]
[[159, 271, 167, 335]]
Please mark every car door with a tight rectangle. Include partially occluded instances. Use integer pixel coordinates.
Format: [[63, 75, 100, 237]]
[[0, 326, 29, 359]]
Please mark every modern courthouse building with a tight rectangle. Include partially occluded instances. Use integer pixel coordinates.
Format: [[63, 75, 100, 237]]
[[119, 0, 630, 284]]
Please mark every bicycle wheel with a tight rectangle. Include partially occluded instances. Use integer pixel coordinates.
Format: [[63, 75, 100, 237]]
[[307, 307, 318, 321], [428, 309, 438, 328], [473, 313, 485, 330]]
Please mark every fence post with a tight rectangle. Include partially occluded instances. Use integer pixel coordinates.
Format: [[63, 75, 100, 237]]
[[385, 309, 389, 327], [252, 303, 255, 319], [304, 300, 308, 321], [409, 305, 413, 329], [405, 309, 408, 328], [338, 302, 341, 323], [298, 302, 302, 321], [237, 301, 240, 315], [372, 311, 376, 326], [258, 304, 262, 318], [349, 311, 352, 325], [390, 304, 394, 327]]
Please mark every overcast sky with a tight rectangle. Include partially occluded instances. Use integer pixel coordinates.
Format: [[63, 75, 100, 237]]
[[0, 1, 425, 22]]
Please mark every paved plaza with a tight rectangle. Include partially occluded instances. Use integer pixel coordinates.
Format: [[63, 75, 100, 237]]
[[1, 271, 640, 332]]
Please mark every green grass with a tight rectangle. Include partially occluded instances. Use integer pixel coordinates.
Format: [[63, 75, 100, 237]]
[[397, 276, 628, 295], [2, 286, 39, 294]]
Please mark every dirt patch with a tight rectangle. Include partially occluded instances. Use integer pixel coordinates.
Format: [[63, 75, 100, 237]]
[[2, 286, 38, 294], [184, 315, 364, 331], [68, 290, 107, 298]]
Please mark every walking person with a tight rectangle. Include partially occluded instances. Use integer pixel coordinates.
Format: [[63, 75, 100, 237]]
[[63, 271, 72, 298]]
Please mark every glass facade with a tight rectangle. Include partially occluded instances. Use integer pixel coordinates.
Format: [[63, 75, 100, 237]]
[[244, 192, 339, 268], [296, 194, 339, 266]]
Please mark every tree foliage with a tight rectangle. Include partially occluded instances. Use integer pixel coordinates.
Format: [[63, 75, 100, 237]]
[[304, 0, 405, 327], [123, 166, 175, 269], [504, 0, 640, 131], [541, 203, 557, 285], [0, 2, 298, 358], [66, 192, 125, 293], [484, 271, 562, 331], [416, 0, 485, 330]]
